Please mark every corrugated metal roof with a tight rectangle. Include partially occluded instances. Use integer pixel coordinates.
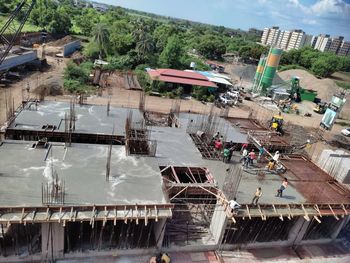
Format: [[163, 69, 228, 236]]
[[147, 69, 217, 88]]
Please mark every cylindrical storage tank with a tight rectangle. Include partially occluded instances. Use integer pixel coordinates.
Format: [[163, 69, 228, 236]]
[[254, 56, 266, 84], [261, 48, 282, 90]]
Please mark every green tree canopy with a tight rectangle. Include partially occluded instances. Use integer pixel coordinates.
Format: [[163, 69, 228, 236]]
[[92, 23, 110, 58], [196, 35, 226, 59], [159, 35, 185, 69], [75, 8, 100, 36]]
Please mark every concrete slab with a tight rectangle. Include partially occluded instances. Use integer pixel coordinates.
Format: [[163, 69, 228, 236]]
[[8, 101, 144, 136], [0, 140, 166, 206]]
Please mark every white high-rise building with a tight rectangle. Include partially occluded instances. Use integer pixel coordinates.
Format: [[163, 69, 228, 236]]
[[261, 26, 280, 46], [286, 30, 306, 50], [277, 31, 291, 50], [314, 34, 332, 52], [261, 27, 308, 50]]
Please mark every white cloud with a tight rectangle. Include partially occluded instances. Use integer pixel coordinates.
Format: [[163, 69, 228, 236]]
[[289, 0, 350, 16], [258, 0, 268, 4], [302, 18, 318, 25], [311, 0, 350, 15]]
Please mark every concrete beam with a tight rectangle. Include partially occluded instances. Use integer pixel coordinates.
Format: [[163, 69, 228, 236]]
[[154, 218, 167, 248], [210, 204, 228, 244], [41, 222, 64, 260], [288, 216, 311, 246], [332, 215, 350, 240]]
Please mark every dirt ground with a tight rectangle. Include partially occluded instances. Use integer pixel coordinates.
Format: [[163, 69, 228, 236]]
[[1, 48, 349, 156], [0, 55, 67, 125]]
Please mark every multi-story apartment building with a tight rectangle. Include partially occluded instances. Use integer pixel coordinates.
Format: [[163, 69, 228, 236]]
[[261, 27, 307, 50], [261, 26, 280, 46], [329, 36, 344, 54], [286, 29, 306, 50], [338, 41, 350, 56], [260, 28, 349, 56], [314, 34, 332, 52], [276, 31, 291, 50]]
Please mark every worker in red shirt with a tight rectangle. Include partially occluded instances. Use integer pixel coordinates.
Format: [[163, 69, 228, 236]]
[[248, 149, 256, 166], [214, 139, 223, 151]]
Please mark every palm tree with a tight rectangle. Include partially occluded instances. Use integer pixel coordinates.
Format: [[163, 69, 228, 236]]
[[92, 23, 110, 59], [136, 34, 154, 56]]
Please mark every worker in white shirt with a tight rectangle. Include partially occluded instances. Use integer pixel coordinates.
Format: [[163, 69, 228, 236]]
[[228, 198, 241, 214], [273, 151, 280, 162]]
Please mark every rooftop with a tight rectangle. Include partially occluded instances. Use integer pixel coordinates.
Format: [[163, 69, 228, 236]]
[[1, 102, 350, 220], [0, 140, 166, 207], [7, 101, 144, 137], [147, 68, 217, 88]]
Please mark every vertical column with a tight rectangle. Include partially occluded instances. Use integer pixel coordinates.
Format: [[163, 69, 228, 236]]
[[210, 204, 228, 245], [288, 217, 311, 246], [332, 215, 350, 240], [154, 218, 167, 248], [41, 222, 64, 260]]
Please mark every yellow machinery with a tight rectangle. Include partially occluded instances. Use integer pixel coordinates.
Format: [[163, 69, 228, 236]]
[[271, 114, 283, 130]]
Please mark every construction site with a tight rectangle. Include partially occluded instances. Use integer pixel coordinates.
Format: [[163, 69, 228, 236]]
[[1, 1, 350, 263], [0, 90, 349, 262]]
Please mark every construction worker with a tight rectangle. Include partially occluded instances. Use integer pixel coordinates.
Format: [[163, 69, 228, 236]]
[[266, 160, 276, 171], [252, 187, 262, 205], [248, 149, 256, 166], [228, 198, 241, 214], [240, 147, 248, 163], [214, 139, 223, 151], [212, 131, 220, 141], [257, 146, 264, 163], [273, 151, 280, 162], [223, 147, 230, 163], [276, 178, 288, 197]]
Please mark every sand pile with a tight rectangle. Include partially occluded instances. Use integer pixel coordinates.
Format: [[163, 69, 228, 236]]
[[48, 36, 76, 47], [278, 69, 350, 120]]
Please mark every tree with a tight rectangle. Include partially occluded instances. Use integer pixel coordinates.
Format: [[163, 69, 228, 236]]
[[311, 54, 339, 77], [75, 8, 100, 36], [109, 20, 134, 55], [196, 35, 226, 59], [159, 35, 185, 69], [92, 23, 110, 58], [48, 7, 72, 34], [280, 49, 302, 65], [135, 34, 155, 56], [299, 47, 319, 68], [153, 24, 179, 52]]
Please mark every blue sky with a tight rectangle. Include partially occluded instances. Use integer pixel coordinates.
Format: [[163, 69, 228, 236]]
[[94, 0, 350, 39]]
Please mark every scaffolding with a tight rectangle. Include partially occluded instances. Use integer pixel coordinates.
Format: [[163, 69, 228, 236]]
[[125, 110, 157, 156], [161, 165, 218, 246], [186, 112, 229, 160]]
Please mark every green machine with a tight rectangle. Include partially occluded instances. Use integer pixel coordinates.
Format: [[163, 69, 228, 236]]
[[290, 76, 317, 102], [253, 47, 283, 94]]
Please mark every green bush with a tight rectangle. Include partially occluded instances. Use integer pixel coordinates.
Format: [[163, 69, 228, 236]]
[[207, 94, 215, 102]]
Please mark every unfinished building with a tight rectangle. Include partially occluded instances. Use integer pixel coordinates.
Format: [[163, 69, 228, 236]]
[[1, 100, 350, 261]]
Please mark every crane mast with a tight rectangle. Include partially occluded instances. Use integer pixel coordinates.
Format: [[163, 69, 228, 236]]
[[0, 0, 37, 66]]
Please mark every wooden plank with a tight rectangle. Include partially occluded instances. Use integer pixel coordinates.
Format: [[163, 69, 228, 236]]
[[314, 215, 321, 223], [301, 204, 310, 221], [328, 204, 339, 220]]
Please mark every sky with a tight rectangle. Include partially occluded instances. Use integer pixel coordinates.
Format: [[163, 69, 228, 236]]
[[93, 0, 350, 39]]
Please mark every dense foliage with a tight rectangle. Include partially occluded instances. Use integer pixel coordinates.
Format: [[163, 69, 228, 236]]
[[279, 47, 350, 78], [2, 0, 349, 94]]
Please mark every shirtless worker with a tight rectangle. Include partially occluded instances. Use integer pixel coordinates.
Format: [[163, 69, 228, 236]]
[[252, 187, 263, 205]]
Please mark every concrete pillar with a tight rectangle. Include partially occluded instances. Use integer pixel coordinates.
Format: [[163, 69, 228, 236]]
[[288, 216, 311, 246], [41, 222, 64, 260], [210, 204, 228, 244], [332, 215, 350, 240], [154, 218, 167, 248]]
